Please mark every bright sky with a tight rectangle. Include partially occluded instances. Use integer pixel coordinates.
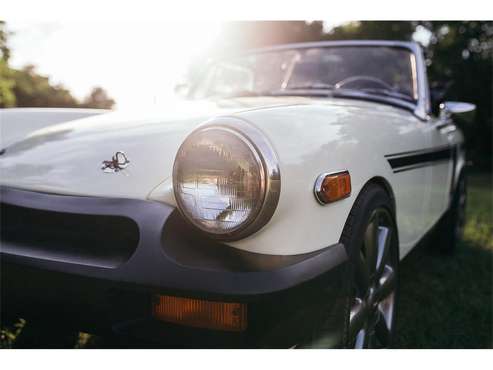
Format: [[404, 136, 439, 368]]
[[8, 21, 224, 108]]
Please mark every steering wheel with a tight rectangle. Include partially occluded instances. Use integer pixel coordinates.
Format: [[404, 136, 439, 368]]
[[334, 75, 393, 90]]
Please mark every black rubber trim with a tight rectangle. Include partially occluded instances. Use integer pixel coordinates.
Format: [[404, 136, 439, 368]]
[[1, 202, 139, 268], [2, 258, 348, 347], [385, 145, 453, 173], [161, 210, 327, 272], [0, 187, 347, 298]]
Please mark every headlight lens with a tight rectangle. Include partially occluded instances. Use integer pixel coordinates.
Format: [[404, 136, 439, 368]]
[[173, 119, 280, 240]]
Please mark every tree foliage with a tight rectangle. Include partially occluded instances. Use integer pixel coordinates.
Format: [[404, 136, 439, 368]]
[[325, 21, 416, 41], [0, 58, 16, 107], [11, 65, 79, 108], [421, 21, 493, 169], [0, 21, 114, 109], [213, 21, 325, 52], [80, 87, 115, 109], [0, 20, 16, 107]]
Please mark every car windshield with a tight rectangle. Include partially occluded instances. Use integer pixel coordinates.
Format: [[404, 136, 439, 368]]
[[192, 46, 418, 103]]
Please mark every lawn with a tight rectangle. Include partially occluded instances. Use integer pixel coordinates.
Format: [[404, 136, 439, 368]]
[[1, 173, 492, 348], [395, 172, 493, 348]]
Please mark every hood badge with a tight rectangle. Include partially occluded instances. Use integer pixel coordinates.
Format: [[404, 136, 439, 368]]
[[101, 151, 130, 173]]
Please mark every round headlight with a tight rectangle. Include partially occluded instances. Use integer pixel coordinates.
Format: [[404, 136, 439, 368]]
[[173, 118, 280, 240]]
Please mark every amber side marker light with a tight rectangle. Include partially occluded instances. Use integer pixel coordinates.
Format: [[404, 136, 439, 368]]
[[153, 295, 247, 332], [314, 171, 352, 204]]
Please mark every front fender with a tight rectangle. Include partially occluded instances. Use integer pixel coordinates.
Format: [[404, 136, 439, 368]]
[[224, 102, 408, 255]]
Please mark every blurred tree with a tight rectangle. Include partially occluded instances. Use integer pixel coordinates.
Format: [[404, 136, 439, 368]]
[[324, 21, 416, 41], [12, 65, 79, 107], [80, 86, 115, 109], [0, 20, 10, 60], [0, 20, 16, 107], [0, 21, 115, 110], [214, 21, 325, 51], [0, 58, 16, 107], [420, 21, 493, 170], [12, 67, 115, 109]]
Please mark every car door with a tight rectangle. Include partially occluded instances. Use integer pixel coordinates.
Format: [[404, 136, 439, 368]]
[[422, 115, 456, 229], [384, 113, 432, 257]]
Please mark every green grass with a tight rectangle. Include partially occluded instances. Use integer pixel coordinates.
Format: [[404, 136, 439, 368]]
[[395, 173, 493, 348], [1, 173, 492, 348]]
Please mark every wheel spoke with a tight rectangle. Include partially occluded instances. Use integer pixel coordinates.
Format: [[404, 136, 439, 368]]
[[347, 206, 397, 349], [354, 329, 367, 349], [376, 226, 391, 274], [375, 266, 395, 302], [364, 215, 379, 275], [349, 298, 368, 340]]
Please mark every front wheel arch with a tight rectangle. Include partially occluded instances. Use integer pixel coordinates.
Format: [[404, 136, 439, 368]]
[[339, 181, 400, 348], [339, 176, 399, 253], [364, 176, 397, 216]]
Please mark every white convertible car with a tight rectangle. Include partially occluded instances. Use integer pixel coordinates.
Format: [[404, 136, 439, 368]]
[[0, 40, 475, 348]]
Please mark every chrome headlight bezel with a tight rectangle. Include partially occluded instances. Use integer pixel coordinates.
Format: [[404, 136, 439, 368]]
[[172, 117, 280, 241]]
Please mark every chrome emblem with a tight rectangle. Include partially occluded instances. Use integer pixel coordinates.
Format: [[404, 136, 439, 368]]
[[101, 151, 130, 173]]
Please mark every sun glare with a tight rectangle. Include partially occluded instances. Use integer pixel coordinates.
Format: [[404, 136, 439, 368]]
[[9, 21, 223, 109]]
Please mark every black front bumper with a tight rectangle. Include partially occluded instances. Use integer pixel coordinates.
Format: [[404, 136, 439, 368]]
[[0, 187, 348, 348]]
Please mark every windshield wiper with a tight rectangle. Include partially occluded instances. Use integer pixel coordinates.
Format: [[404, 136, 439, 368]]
[[224, 85, 335, 98], [223, 90, 266, 98], [284, 84, 415, 103], [205, 90, 272, 98], [356, 88, 415, 103], [284, 83, 335, 90]]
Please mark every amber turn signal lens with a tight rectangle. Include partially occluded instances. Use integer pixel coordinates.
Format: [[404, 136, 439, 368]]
[[314, 171, 351, 204], [153, 295, 247, 332]]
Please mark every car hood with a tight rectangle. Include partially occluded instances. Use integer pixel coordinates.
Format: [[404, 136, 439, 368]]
[[0, 97, 312, 198], [0, 96, 380, 200]]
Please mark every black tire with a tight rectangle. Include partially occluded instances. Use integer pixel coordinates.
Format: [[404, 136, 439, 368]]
[[340, 183, 399, 348], [436, 173, 467, 254]]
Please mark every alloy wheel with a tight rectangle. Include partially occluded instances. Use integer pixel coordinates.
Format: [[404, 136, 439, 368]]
[[348, 208, 397, 348]]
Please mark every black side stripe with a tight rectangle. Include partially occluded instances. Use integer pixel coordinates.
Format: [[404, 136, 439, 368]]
[[384, 145, 451, 158], [385, 146, 454, 173]]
